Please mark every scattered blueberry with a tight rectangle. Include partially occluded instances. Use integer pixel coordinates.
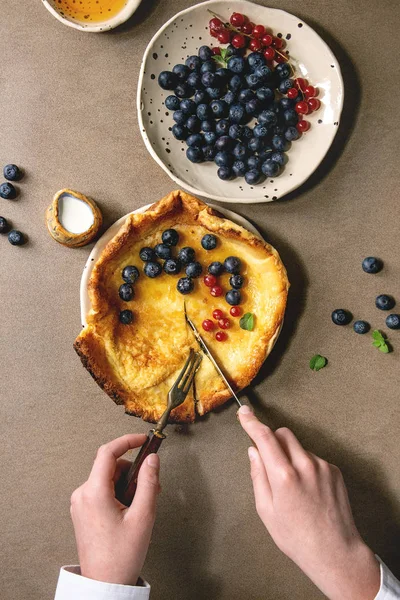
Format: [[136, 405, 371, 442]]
[[230, 274, 244, 289], [386, 314, 400, 330], [224, 256, 241, 274], [375, 295, 395, 311], [119, 283, 134, 302], [353, 320, 370, 334], [177, 277, 194, 295], [331, 309, 352, 326], [139, 247, 156, 262], [163, 258, 182, 275], [144, 261, 162, 278], [201, 234, 217, 250], [3, 164, 22, 181], [122, 265, 140, 284], [162, 228, 179, 246], [186, 261, 203, 278], [8, 230, 25, 245], [0, 216, 9, 234], [154, 243, 172, 260], [362, 257, 383, 274], [119, 309, 133, 325], [178, 246, 195, 264], [226, 289, 241, 305], [208, 261, 224, 276], [0, 182, 17, 200]]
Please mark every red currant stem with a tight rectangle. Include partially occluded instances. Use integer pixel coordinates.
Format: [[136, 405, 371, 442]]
[[207, 9, 254, 38], [294, 79, 305, 100], [274, 47, 290, 63]]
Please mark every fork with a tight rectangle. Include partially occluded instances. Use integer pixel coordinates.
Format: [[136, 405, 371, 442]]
[[116, 349, 202, 506]]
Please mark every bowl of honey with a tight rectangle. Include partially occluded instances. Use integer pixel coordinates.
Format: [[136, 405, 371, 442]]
[[42, 0, 142, 32]]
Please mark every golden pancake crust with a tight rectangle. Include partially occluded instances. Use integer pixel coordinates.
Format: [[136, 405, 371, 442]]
[[75, 190, 289, 423]]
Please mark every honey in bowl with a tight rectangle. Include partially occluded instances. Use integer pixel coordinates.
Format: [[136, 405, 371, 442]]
[[54, 0, 128, 23]]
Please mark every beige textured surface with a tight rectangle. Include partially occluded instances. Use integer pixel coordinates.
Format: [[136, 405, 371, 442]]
[[0, 1, 399, 599]]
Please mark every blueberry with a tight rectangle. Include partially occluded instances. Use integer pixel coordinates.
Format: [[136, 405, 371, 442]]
[[122, 265, 140, 283], [163, 258, 182, 275], [186, 147, 204, 163], [245, 169, 263, 185], [8, 230, 25, 245], [201, 71, 216, 88], [201, 119, 215, 132], [238, 89, 254, 103], [210, 99, 227, 118], [229, 102, 245, 123], [272, 134, 291, 152], [200, 60, 215, 74], [362, 257, 383, 274], [226, 44, 246, 58], [233, 143, 248, 160], [173, 110, 186, 125], [186, 261, 203, 278], [178, 246, 195, 264], [185, 55, 201, 71], [144, 261, 162, 278], [186, 116, 201, 132], [331, 309, 352, 325], [202, 145, 217, 161], [175, 83, 195, 98], [386, 314, 400, 330], [255, 66, 272, 82], [119, 309, 133, 325], [245, 73, 261, 89], [245, 99, 260, 116], [186, 133, 204, 147], [224, 256, 241, 274], [180, 98, 196, 114], [194, 90, 208, 104], [276, 63, 291, 79], [139, 247, 156, 262], [187, 72, 203, 90], [375, 295, 395, 311], [230, 274, 244, 289], [215, 136, 233, 151], [215, 68, 230, 83], [154, 243, 172, 260], [232, 160, 247, 177], [256, 86, 274, 104], [162, 228, 179, 246], [206, 87, 223, 99], [204, 131, 217, 145], [280, 97, 295, 110], [248, 137, 263, 152], [218, 166, 233, 180], [353, 320, 370, 334], [279, 78, 294, 94], [158, 70, 178, 90], [228, 75, 243, 92], [198, 45, 212, 61], [253, 124, 269, 138], [3, 164, 22, 181], [201, 234, 217, 250], [247, 155, 261, 170], [172, 124, 188, 140], [215, 119, 230, 135], [0, 216, 10, 234], [262, 159, 280, 178], [173, 64, 190, 81], [119, 283, 134, 301], [208, 261, 224, 276], [258, 147, 274, 160], [215, 151, 233, 167], [196, 103, 210, 120], [283, 109, 298, 125], [0, 182, 17, 200], [177, 277, 194, 295], [227, 56, 246, 74], [271, 152, 287, 166], [229, 124, 242, 139], [247, 52, 265, 70], [285, 126, 300, 141], [258, 109, 277, 126], [226, 289, 241, 305], [224, 90, 237, 105]]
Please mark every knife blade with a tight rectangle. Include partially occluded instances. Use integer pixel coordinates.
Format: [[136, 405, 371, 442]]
[[184, 305, 242, 407]]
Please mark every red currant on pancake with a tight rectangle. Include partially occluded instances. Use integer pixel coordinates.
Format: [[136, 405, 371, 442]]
[[231, 33, 246, 48], [230, 12, 245, 27], [307, 97, 321, 111], [210, 285, 223, 297], [295, 77, 307, 91], [261, 33, 273, 46], [216, 331, 228, 342], [263, 47, 275, 60], [295, 101, 309, 114], [304, 85, 316, 98], [296, 119, 310, 132], [287, 87, 298, 99], [218, 318, 231, 329], [202, 319, 215, 332], [213, 309, 224, 320], [204, 274, 217, 287], [272, 36, 283, 49], [252, 24, 266, 38], [218, 29, 232, 44], [241, 21, 254, 34], [230, 306, 242, 317], [249, 38, 262, 51]]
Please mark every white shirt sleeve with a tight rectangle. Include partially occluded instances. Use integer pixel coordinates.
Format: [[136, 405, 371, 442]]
[[54, 566, 150, 600], [375, 557, 400, 599]]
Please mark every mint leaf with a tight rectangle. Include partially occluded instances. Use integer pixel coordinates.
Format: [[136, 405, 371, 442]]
[[220, 47, 229, 61], [309, 354, 327, 371], [372, 330, 391, 353], [240, 312, 255, 331]]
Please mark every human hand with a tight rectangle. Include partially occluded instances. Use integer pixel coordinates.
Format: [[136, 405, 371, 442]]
[[238, 406, 380, 600], [70, 434, 160, 586]]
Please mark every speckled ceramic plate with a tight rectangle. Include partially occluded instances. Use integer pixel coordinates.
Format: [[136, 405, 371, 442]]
[[80, 203, 261, 325], [138, 0, 344, 203]]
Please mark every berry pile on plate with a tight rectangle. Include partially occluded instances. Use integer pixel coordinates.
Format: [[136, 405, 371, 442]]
[[157, 10, 321, 185]]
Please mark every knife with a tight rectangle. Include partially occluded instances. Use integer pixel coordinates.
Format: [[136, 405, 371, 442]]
[[184, 304, 242, 407]]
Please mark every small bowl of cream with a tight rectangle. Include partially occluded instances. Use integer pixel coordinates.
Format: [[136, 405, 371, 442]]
[[42, 0, 142, 33]]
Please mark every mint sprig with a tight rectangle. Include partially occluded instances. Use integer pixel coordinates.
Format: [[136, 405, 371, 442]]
[[212, 47, 229, 68], [372, 330, 391, 353], [240, 312, 255, 331], [309, 354, 327, 371]]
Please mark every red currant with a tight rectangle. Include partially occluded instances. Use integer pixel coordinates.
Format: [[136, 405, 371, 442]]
[[218, 318, 231, 330], [204, 274, 217, 288], [274, 53, 287, 63], [295, 101, 309, 115], [210, 285, 223, 297], [261, 33, 273, 46], [296, 120, 310, 132], [241, 21, 254, 35], [209, 17, 223, 33], [287, 87, 298, 99], [218, 29, 232, 44], [307, 97, 321, 111], [230, 306, 242, 317], [216, 331, 227, 342], [272, 36, 284, 49], [252, 24, 266, 38], [212, 309, 224, 320], [295, 78, 307, 91], [211, 46, 221, 55], [263, 47, 275, 61], [231, 33, 246, 48], [202, 319, 214, 332], [249, 38, 262, 52], [210, 29, 218, 39], [230, 12, 245, 27], [304, 85, 316, 98]]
